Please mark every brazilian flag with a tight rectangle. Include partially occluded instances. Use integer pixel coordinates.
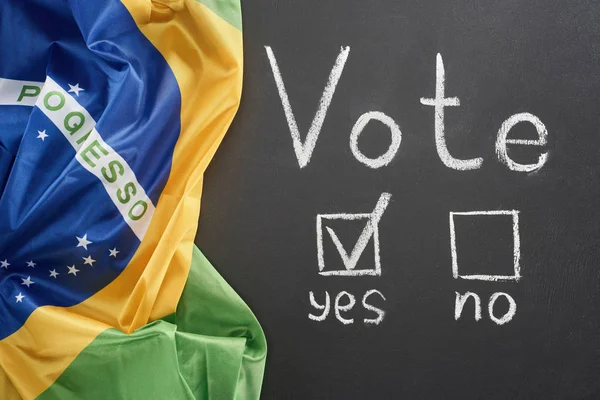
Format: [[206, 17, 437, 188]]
[[0, 0, 266, 399]]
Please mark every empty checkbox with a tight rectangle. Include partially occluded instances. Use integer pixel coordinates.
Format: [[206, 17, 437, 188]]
[[449, 210, 521, 282]]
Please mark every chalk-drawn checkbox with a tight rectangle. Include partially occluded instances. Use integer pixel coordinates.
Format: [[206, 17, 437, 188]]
[[449, 210, 521, 282], [316, 193, 391, 276]]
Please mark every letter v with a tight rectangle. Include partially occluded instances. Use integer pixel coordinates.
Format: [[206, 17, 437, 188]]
[[265, 46, 350, 168]]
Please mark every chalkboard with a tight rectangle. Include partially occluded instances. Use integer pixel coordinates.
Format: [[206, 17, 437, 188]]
[[195, 1, 600, 398]]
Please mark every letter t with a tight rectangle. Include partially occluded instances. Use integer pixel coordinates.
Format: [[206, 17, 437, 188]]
[[420, 53, 483, 170]]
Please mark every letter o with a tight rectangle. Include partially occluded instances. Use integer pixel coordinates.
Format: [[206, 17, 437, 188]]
[[44, 91, 65, 111], [350, 111, 402, 169], [488, 292, 517, 325], [128, 200, 148, 221]]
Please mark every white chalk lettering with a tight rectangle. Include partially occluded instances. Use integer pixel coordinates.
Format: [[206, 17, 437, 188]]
[[335, 291, 356, 325], [265, 45, 350, 168], [349, 111, 402, 168], [362, 289, 386, 325], [495, 112, 548, 172], [454, 291, 482, 321], [488, 292, 517, 325], [420, 53, 483, 170], [308, 291, 330, 322], [309, 290, 386, 325]]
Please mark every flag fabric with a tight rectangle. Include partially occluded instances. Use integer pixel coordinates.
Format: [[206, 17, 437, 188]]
[[0, 0, 266, 399]]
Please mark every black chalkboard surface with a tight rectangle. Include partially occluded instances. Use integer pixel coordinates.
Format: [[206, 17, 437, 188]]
[[196, 1, 600, 398]]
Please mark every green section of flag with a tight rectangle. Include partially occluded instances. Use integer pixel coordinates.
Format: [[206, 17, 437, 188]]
[[197, 0, 242, 31], [37, 246, 266, 400]]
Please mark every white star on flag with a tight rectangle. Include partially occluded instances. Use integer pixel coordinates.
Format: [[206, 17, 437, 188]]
[[1, 259, 9, 269], [15, 293, 24, 303], [26, 260, 36, 268], [49, 269, 59, 278], [82, 255, 96, 266], [37, 130, 48, 141], [109, 248, 119, 257], [68, 83, 84, 96], [21, 276, 34, 287], [76, 234, 92, 250], [67, 265, 79, 276]]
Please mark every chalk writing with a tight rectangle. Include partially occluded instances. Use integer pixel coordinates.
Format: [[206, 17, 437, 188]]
[[308, 291, 330, 322], [308, 290, 387, 325], [264, 46, 537, 329], [265, 46, 350, 169], [420, 53, 484, 170], [316, 192, 391, 276], [454, 291, 517, 325], [362, 289, 386, 325], [488, 292, 517, 325], [266, 47, 549, 172], [335, 291, 356, 325], [449, 210, 521, 282], [350, 111, 402, 169], [496, 112, 548, 172], [455, 291, 482, 321]]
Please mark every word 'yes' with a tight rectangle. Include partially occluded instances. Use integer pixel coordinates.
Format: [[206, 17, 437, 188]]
[[266, 47, 548, 172], [309, 290, 386, 325]]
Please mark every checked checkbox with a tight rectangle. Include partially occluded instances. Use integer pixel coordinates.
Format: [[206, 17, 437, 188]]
[[316, 192, 391, 276]]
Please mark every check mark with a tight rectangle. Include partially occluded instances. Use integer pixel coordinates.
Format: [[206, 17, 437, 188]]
[[325, 193, 391, 271]]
